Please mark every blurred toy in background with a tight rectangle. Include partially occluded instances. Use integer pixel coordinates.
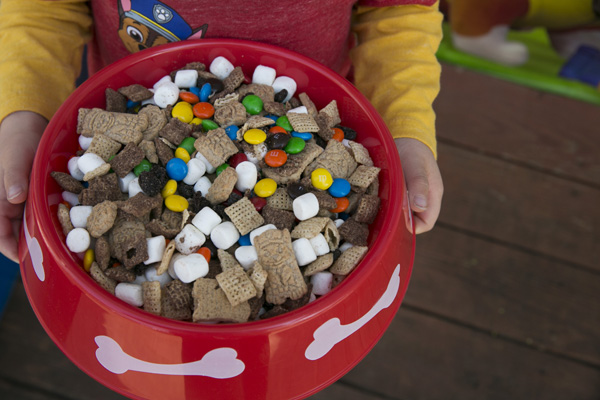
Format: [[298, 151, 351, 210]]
[[441, 0, 600, 68]]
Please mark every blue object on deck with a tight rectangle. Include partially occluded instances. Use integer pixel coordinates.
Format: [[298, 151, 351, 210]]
[[559, 45, 600, 87], [0, 253, 19, 319]]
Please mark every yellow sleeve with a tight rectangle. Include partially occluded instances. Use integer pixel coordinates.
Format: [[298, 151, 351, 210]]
[[0, 0, 92, 124], [351, 2, 443, 158]]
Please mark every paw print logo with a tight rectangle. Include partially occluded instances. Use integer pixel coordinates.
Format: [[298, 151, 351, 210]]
[[153, 4, 173, 24]]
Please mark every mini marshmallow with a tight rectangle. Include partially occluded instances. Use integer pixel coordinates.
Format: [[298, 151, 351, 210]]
[[209, 56, 235, 80], [292, 238, 317, 266], [195, 151, 216, 174], [62, 191, 80, 206], [128, 177, 143, 198], [67, 156, 85, 181], [153, 75, 173, 90], [115, 283, 144, 307], [252, 65, 277, 86], [174, 253, 209, 283], [132, 274, 148, 285], [210, 221, 240, 249], [234, 161, 258, 192], [234, 246, 258, 270], [78, 134, 93, 150], [144, 235, 166, 265], [193, 176, 212, 196], [77, 153, 106, 175], [174, 224, 206, 255], [272, 76, 297, 103], [339, 242, 354, 252], [174, 69, 198, 88], [311, 272, 333, 296], [69, 205, 93, 229], [191, 206, 222, 235], [66, 227, 90, 253], [153, 81, 180, 108], [249, 224, 277, 245], [288, 106, 308, 114], [144, 265, 173, 287], [342, 138, 351, 148], [334, 218, 345, 228], [309, 233, 330, 256], [183, 158, 206, 185], [118, 172, 136, 193], [168, 253, 186, 280], [293, 192, 319, 221], [141, 95, 156, 107]]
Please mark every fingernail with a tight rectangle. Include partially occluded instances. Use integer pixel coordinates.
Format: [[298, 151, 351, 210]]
[[7, 185, 23, 201], [413, 195, 427, 210]]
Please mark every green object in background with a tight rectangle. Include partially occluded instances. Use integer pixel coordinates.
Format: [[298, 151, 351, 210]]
[[436, 23, 600, 106]]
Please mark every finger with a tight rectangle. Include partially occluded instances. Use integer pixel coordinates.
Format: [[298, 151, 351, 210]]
[[3, 147, 36, 205]]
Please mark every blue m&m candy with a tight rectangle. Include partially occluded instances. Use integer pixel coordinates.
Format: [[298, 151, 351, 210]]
[[199, 82, 212, 102], [328, 178, 351, 198], [238, 234, 251, 246], [166, 158, 188, 181], [291, 131, 313, 141], [225, 125, 239, 141]]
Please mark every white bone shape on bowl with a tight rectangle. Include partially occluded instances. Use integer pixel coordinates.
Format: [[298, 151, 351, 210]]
[[305, 264, 401, 361], [95, 335, 245, 379], [23, 208, 45, 282]]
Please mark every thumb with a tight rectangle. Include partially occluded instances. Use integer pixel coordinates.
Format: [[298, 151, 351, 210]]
[[405, 168, 430, 213]]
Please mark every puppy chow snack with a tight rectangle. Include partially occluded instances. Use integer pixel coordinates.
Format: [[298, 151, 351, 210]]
[[54, 56, 385, 324]]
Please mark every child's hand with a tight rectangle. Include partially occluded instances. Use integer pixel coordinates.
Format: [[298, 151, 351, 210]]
[[395, 138, 443, 234], [0, 111, 47, 262]]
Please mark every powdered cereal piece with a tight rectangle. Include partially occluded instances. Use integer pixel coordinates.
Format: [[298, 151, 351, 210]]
[[248, 262, 268, 297], [51, 171, 84, 194], [85, 133, 122, 161], [329, 245, 368, 275], [119, 193, 162, 218], [83, 163, 112, 182], [57, 203, 74, 236], [109, 216, 148, 268], [194, 128, 239, 168], [160, 118, 193, 147], [146, 219, 179, 239], [304, 253, 334, 277], [263, 101, 287, 116], [105, 88, 127, 113], [105, 264, 136, 282], [266, 188, 294, 210], [260, 204, 296, 231], [346, 192, 361, 214], [223, 66, 245, 93], [354, 194, 381, 224], [156, 240, 176, 275], [224, 197, 265, 236], [217, 248, 241, 271], [87, 200, 118, 238], [110, 142, 145, 178], [153, 137, 174, 166], [318, 100, 341, 127], [298, 93, 318, 117], [213, 92, 240, 109], [162, 296, 192, 321], [237, 83, 275, 103], [348, 140, 374, 166], [304, 139, 357, 180], [261, 142, 323, 184], [139, 105, 167, 141], [90, 262, 117, 294], [139, 165, 169, 197], [315, 113, 335, 141], [192, 278, 251, 323], [206, 166, 237, 205], [338, 217, 369, 246], [161, 208, 184, 229], [213, 101, 247, 127], [323, 219, 340, 251], [138, 140, 158, 164], [311, 190, 337, 210], [95, 236, 111, 270], [164, 279, 192, 310], [77, 108, 147, 144], [286, 112, 319, 133], [367, 175, 380, 195], [79, 173, 122, 206], [142, 281, 162, 315], [216, 265, 257, 306], [254, 229, 307, 305], [290, 217, 330, 239], [243, 115, 275, 129], [118, 84, 154, 102], [348, 165, 381, 193]]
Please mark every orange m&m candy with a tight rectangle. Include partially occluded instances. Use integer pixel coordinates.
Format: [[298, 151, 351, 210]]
[[193, 102, 215, 119], [264, 149, 287, 167], [268, 125, 288, 134], [179, 91, 199, 104], [197, 247, 211, 263], [330, 197, 349, 213], [332, 128, 344, 142]]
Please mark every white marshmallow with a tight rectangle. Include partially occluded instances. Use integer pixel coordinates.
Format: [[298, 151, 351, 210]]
[[128, 177, 143, 198], [334, 219, 345, 228], [339, 242, 354, 252], [183, 158, 206, 185], [249, 224, 277, 245], [174, 69, 198, 88], [288, 106, 308, 114], [144, 265, 173, 287], [79, 135, 93, 150], [174, 224, 206, 255], [252, 65, 277, 86], [168, 253, 186, 280], [292, 238, 317, 266], [132, 274, 148, 285], [144, 235, 166, 265], [342, 138, 351, 148], [293, 192, 319, 221], [62, 191, 80, 206], [174, 253, 209, 283], [153, 81, 180, 108], [153, 75, 173, 90], [210, 221, 240, 249], [115, 283, 144, 307], [311, 272, 333, 296], [309, 233, 330, 256], [69, 205, 93, 229], [118, 172, 136, 193], [209, 56, 235, 80], [191, 206, 222, 235], [66, 228, 90, 253], [193, 176, 212, 196], [234, 161, 258, 192], [141, 95, 156, 107], [195, 151, 216, 174], [234, 246, 258, 270], [67, 156, 85, 181], [77, 153, 106, 175], [272, 76, 297, 103]]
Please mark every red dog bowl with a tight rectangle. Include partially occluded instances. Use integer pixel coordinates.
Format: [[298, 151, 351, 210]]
[[19, 39, 415, 400]]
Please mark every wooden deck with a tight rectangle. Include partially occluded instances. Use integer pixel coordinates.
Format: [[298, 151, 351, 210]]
[[0, 64, 599, 399]]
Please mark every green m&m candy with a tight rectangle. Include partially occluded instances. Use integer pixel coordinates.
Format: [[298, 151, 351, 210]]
[[284, 137, 305, 154]]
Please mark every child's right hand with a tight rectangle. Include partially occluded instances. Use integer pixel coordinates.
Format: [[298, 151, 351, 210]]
[[0, 111, 47, 262]]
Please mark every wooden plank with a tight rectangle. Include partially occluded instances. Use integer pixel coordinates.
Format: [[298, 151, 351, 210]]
[[340, 308, 600, 400], [405, 226, 600, 366], [0, 379, 65, 400], [437, 143, 600, 270], [435, 65, 600, 186], [310, 382, 385, 400]]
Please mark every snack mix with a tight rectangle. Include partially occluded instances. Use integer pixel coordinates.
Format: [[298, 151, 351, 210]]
[[52, 56, 382, 323]]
